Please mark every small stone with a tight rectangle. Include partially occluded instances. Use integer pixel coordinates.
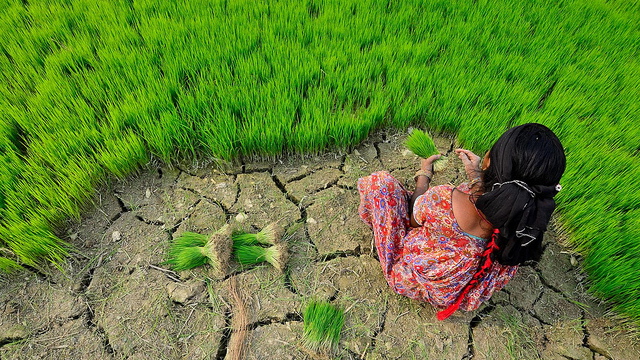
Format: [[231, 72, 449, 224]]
[[166, 281, 205, 304], [235, 213, 248, 223], [145, 188, 151, 198], [111, 231, 121, 242], [306, 218, 317, 224], [570, 255, 578, 267]]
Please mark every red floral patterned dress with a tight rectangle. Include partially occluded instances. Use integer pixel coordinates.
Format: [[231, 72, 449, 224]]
[[357, 171, 517, 312]]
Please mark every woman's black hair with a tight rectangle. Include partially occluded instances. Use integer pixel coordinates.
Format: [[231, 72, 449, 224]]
[[475, 123, 566, 266]]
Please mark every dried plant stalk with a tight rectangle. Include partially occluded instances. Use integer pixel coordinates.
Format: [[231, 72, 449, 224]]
[[226, 276, 249, 360]]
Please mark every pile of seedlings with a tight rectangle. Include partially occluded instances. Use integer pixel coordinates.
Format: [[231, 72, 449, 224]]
[[165, 223, 287, 276], [302, 300, 345, 355], [232, 223, 287, 272], [166, 223, 348, 354], [405, 129, 448, 171]]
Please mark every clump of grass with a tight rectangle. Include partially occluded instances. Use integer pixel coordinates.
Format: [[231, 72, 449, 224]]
[[165, 225, 232, 278], [405, 129, 438, 158], [302, 300, 344, 354]]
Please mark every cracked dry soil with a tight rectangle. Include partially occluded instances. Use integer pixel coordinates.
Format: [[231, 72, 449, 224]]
[[1, 131, 639, 360]]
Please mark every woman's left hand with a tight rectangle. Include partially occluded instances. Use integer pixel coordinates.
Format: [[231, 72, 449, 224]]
[[421, 154, 442, 172]]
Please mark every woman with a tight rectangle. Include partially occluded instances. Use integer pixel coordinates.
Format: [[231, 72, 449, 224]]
[[358, 123, 566, 320]]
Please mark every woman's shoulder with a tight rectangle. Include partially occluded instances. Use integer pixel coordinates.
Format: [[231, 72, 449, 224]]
[[428, 183, 456, 193], [414, 184, 455, 214], [419, 184, 455, 202]]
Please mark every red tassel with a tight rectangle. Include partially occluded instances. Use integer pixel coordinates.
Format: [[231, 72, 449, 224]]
[[436, 228, 500, 321], [437, 299, 462, 320]]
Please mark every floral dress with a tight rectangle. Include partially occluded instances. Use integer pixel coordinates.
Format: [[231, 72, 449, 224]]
[[357, 171, 517, 311]]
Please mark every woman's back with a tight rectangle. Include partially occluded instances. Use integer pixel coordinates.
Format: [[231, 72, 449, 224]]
[[358, 173, 517, 312]]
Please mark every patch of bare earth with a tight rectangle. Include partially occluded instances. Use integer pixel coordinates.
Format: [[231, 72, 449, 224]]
[[1, 130, 639, 360]]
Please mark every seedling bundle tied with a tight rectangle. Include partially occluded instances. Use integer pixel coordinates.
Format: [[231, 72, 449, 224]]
[[165, 223, 287, 276], [302, 300, 345, 354], [404, 129, 448, 171]]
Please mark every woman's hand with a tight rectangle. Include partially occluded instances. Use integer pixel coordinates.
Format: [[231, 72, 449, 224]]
[[410, 154, 442, 228], [421, 154, 442, 172], [455, 149, 482, 180]]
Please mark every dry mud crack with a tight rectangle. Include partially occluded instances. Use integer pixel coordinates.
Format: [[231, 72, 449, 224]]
[[1, 131, 639, 360]]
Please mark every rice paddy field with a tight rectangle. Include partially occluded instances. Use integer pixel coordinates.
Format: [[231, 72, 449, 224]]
[[0, 0, 638, 328]]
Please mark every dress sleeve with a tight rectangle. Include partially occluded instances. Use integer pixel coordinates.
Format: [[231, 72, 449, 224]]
[[413, 185, 453, 226]]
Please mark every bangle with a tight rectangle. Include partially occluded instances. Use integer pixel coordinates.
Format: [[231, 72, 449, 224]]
[[469, 176, 482, 188], [414, 169, 433, 182]]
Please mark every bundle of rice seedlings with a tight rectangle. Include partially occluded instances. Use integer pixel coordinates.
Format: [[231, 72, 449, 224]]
[[302, 300, 345, 354], [165, 225, 232, 278], [255, 223, 285, 245], [405, 129, 438, 158], [206, 224, 233, 279], [405, 129, 448, 171], [232, 223, 285, 247], [232, 223, 288, 272], [433, 155, 450, 172], [165, 232, 209, 271], [233, 243, 288, 272]]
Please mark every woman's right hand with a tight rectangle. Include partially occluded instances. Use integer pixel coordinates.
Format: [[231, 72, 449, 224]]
[[455, 149, 482, 180], [420, 154, 442, 172]]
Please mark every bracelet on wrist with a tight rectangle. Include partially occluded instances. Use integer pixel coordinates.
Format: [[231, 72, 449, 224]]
[[414, 169, 433, 182], [469, 176, 482, 187]]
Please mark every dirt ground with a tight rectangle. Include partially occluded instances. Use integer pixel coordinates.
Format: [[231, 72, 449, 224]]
[[1, 130, 639, 360]]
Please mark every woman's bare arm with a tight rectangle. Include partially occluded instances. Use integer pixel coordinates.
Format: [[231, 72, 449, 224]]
[[409, 155, 441, 227]]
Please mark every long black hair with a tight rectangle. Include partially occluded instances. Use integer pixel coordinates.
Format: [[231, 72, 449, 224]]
[[475, 123, 566, 266]]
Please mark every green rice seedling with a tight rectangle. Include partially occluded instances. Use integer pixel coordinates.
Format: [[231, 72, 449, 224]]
[[231, 231, 259, 248], [233, 243, 288, 272], [404, 129, 438, 159], [232, 223, 285, 247], [253, 223, 285, 245], [405, 129, 449, 171], [0, 257, 22, 273], [96, 129, 149, 179], [433, 155, 449, 172], [0, 217, 69, 270], [165, 231, 208, 271], [233, 244, 266, 265], [166, 245, 209, 272], [302, 300, 345, 354], [165, 225, 232, 278]]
